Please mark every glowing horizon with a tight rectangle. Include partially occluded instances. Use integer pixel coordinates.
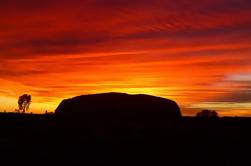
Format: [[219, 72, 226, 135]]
[[1, 0, 251, 116]]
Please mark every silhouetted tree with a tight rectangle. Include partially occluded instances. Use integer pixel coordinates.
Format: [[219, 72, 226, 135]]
[[18, 94, 32, 113], [196, 109, 219, 118]]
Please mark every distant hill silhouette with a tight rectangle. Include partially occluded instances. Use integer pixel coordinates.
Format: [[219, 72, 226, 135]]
[[54, 92, 181, 127]]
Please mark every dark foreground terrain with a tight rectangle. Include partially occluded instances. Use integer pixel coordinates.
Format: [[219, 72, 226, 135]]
[[0, 113, 251, 165]]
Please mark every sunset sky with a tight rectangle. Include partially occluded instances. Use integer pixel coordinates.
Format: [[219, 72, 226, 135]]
[[0, 0, 251, 116]]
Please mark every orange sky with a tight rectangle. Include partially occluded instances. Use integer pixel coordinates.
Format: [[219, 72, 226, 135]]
[[1, 0, 251, 116]]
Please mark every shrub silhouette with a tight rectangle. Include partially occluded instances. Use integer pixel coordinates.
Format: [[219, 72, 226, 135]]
[[196, 109, 219, 118]]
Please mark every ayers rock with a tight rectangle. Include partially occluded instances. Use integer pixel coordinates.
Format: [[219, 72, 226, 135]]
[[54, 92, 182, 126]]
